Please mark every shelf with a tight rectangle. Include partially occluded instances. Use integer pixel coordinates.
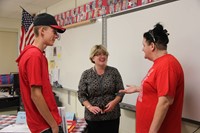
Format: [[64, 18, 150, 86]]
[[0, 84, 13, 88]]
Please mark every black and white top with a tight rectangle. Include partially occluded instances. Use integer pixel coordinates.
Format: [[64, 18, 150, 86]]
[[78, 66, 124, 121]]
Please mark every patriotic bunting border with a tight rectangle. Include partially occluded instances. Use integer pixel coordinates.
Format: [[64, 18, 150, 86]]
[[55, 0, 155, 27]]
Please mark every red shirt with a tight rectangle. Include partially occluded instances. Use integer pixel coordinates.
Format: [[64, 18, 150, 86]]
[[136, 54, 184, 133], [16, 45, 61, 133]]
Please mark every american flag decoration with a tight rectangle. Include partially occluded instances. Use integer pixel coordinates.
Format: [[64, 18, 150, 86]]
[[19, 8, 34, 53]]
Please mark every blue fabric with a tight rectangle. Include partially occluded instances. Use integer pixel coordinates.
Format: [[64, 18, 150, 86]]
[[0, 74, 14, 84]]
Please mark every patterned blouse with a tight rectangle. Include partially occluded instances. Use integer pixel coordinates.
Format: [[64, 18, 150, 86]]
[[78, 66, 124, 121]]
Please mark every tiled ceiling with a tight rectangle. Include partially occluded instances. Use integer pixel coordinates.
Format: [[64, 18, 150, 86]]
[[0, 0, 62, 20]]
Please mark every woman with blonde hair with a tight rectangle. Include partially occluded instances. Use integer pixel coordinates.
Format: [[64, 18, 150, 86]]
[[78, 44, 124, 133]]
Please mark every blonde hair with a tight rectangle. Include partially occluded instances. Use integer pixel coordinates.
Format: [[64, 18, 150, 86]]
[[89, 44, 109, 63], [33, 26, 49, 37]]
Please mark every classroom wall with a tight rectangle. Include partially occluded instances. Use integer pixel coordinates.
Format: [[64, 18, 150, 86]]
[[0, 18, 20, 74], [0, 0, 199, 132], [0, 18, 20, 32], [0, 31, 18, 74], [48, 0, 200, 133]]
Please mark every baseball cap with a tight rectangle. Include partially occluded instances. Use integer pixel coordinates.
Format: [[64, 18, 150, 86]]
[[33, 13, 66, 33]]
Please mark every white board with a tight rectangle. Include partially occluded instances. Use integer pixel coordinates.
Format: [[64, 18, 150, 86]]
[[107, 0, 200, 122]]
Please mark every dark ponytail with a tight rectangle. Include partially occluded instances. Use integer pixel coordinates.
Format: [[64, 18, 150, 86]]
[[143, 23, 169, 50]]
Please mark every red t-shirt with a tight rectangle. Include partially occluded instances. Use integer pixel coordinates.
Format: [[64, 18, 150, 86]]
[[16, 45, 61, 133], [136, 54, 184, 133]]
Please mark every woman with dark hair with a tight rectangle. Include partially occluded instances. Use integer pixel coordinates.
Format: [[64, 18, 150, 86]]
[[120, 23, 184, 133]]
